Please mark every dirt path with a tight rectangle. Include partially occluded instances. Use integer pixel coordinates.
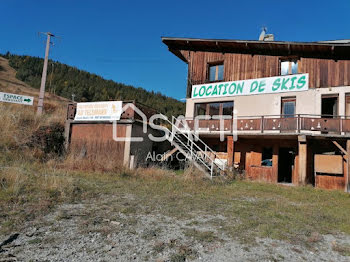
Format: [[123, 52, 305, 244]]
[[1, 195, 349, 262]]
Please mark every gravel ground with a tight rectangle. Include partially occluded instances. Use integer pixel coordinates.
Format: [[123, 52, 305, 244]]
[[1, 199, 350, 262]]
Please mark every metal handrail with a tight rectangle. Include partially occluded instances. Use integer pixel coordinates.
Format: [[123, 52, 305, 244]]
[[160, 115, 226, 175], [236, 114, 347, 119], [166, 122, 215, 173], [171, 116, 226, 170], [181, 114, 349, 134], [169, 129, 212, 171]]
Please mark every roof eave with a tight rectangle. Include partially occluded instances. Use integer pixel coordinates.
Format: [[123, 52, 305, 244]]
[[162, 37, 350, 61]]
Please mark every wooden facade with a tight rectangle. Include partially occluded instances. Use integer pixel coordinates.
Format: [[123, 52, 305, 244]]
[[65, 101, 160, 169], [162, 37, 350, 192], [180, 51, 350, 97], [229, 137, 300, 184], [221, 136, 348, 190], [70, 123, 127, 167]]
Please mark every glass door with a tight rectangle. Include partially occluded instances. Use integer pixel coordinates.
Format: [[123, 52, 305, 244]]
[[281, 97, 296, 118]]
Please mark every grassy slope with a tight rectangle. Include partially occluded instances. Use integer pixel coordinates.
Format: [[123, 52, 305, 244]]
[[1, 163, 350, 251], [0, 56, 68, 119], [0, 56, 350, 255], [0, 57, 67, 161]]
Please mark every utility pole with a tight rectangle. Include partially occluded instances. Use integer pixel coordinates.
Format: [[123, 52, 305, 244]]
[[37, 32, 55, 116]]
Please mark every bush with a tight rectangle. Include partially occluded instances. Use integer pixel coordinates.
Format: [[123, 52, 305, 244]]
[[27, 122, 65, 159]]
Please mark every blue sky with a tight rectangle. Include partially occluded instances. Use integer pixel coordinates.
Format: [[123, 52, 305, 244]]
[[1, 0, 349, 100]]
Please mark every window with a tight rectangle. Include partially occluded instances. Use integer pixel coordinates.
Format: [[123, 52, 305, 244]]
[[346, 94, 350, 117], [208, 63, 224, 81], [261, 147, 273, 167], [280, 60, 298, 75], [208, 102, 220, 117], [194, 101, 234, 117], [281, 97, 296, 118], [194, 103, 206, 116], [322, 94, 338, 118], [222, 102, 234, 116], [291, 62, 298, 74]]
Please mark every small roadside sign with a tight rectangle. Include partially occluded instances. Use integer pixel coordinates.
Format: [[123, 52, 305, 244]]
[[0, 92, 34, 106]]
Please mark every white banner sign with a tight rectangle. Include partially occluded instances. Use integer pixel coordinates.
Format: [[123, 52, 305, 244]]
[[74, 101, 123, 121], [191, 73, 309, 99], [0, 92, 34, 105]]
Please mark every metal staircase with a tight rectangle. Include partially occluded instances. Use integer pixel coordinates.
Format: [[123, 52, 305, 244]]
[[163, 116, 227, 178]]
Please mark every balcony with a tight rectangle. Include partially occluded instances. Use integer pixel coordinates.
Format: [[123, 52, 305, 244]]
[[177, 115, 350, 136]]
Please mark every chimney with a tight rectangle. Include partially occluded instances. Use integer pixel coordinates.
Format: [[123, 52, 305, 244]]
[[264, 34, 274, 41], [259, 27, 274, 41]]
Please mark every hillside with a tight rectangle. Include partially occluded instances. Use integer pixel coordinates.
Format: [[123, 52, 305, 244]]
[[0, 56, 67, 120], [1, 53, 185, 117]]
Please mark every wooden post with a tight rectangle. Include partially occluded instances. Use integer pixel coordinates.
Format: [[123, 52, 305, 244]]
[[227, 136, 234, 167], [298, 135, 307, 185], [347, 140, 350, 193], [64, 120, 72, 151], [123, 124, 132, 167], [272, 144, 279, 183]]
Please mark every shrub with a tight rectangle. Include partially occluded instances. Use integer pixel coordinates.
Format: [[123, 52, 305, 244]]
[[27, 122, 65, 159]]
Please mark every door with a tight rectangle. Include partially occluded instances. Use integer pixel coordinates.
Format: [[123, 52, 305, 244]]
[[346, 94, 350, 117], [281, 97, 296, 131], [322, 95, 338, 118], [281, 97, 296, 118], [278, 148, 295, 183]]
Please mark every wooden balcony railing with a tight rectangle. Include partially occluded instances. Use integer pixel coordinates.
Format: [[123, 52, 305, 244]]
[[179, 115, 350, 134]]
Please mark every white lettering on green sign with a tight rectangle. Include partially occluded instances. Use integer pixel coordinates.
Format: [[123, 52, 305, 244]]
[[191, 74, 309, 99]]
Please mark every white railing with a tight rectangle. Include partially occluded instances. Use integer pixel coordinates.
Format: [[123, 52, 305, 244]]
[[162, 116, 226, 178]]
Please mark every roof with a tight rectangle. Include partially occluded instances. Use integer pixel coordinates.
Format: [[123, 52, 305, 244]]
[[162, 37, 350, 62]]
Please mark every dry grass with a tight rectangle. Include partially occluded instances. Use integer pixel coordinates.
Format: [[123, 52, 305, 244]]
[[0, 56, 67, 162], [0, 56, 72, 232], [1, 99, 349, 246], [1, 162, 350, 250], [332, 242, 350, 256], [0, 56, 350, 255], [0, 57, 69, 107], [63, 143, 126, 172]]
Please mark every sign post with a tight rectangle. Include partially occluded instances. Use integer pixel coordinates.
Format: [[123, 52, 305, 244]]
[[0, 92, 34, 106]]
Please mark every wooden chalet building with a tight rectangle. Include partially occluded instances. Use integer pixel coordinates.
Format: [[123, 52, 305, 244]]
[[162, 36, 350, 191]]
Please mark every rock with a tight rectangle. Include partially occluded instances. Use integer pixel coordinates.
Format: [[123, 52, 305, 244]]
[[103, 245, 114, 252], [26, 228, 37, 237], [111, 221, 121, 226]]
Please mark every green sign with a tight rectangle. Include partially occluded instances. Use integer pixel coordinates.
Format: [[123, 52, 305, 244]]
[[191, 73, 309, 99]]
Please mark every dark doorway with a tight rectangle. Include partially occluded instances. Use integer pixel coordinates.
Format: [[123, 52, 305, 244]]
[[278, 148, 295, 183], [322, 96, 338, 118]]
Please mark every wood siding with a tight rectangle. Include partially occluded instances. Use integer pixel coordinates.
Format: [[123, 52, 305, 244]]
[[233, 138, 298, 184], [184, 50, 350, 97], [70, 123, 127, 166]]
